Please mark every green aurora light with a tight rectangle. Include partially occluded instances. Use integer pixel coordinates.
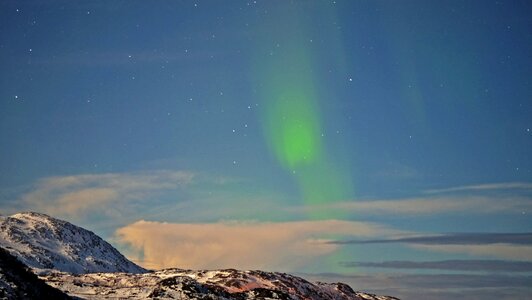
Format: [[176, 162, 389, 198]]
[[255, 5, 353, 218]]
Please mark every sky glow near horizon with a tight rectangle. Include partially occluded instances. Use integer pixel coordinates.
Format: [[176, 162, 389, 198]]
[[1, 1, 531, 299]]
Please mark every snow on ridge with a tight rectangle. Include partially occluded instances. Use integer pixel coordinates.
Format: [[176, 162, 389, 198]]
[[41, 268, 400, 300], [0, 211, 146, 274]]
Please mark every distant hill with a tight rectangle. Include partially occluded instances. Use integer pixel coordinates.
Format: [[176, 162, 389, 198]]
[[42, 268, 400, 300]]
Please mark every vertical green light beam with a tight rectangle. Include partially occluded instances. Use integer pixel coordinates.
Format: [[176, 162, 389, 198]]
[[254, 4, 353, 219]]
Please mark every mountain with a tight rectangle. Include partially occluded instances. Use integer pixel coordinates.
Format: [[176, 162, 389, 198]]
[[0, 212, 399, 299], [0, 247, 71, 299], [42, 268, 400, 300], [0, 212, 146, 274]]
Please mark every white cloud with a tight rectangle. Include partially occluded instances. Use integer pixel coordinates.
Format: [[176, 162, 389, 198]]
[[289, 195, 531, 215], [115, 219, 401, 271], [21, 170, 194, 218], [413, 244, 532, 261], [425, 182, 532, 194], [330, 196, 532, 215]]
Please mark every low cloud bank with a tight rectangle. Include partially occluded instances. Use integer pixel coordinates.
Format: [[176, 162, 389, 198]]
[[341, 259, 532, 272], [328, 232, 532, 261], [115, 219, 398, 270], [328, 232, 532, 245]]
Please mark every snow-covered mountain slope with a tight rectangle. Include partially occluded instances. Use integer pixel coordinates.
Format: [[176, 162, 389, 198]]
[[0, 212, 146, 274], [0, 247, 71, 299], [42, 268, 400, 300]]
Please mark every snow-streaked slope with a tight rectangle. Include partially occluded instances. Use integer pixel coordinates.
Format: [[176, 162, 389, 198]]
[[42, 268, 400, 300], [0, 212, 146, 274]]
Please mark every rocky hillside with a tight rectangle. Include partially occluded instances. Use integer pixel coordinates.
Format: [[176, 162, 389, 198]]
[[42, 268, 399, 300], [0, 212, 146, 274], [0, 247, 71, 299]]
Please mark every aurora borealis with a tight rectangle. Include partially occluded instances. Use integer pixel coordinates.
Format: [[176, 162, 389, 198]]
[[1, 1, 531, 299], [256, 4, 352, 213]]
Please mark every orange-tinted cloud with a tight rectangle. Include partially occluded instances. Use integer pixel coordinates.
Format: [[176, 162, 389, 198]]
[[116, 219, 400, 271]]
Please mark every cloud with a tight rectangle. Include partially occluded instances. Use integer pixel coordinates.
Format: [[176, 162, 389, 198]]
[[327, 232, 532, 261], [288, 181, 532, 216], [414, 244, 532, 261], [328, 232, 532, 245], [115, 219, 400, 271], [340, 260, 532, 272], [290, 194, 532, 215], [425, 182, 532, 194], [21, 170, 194, 218]]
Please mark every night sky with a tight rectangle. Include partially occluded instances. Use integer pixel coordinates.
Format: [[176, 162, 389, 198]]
[[1, 1, 531, 299]]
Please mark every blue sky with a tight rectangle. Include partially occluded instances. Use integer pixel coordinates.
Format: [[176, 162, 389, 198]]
[[1, 1, 531, 299]]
